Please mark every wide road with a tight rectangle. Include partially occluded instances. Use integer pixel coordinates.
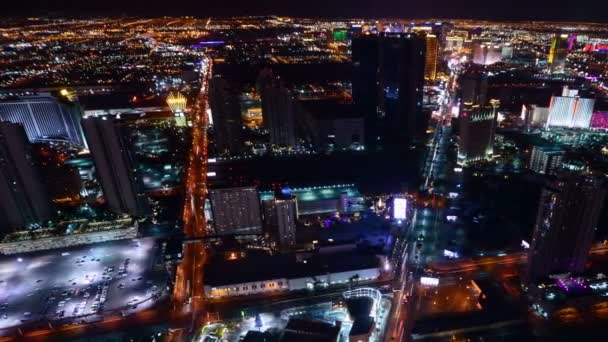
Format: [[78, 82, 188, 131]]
[[169, 57, 213, 341]]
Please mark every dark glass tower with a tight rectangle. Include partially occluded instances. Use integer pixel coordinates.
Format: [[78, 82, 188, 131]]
[[82, 117, 149, 217], [526, 172, 605, 283], [352, 33, 426, 150], [0, 121, 52, 230], [210, 77, 243, 156]]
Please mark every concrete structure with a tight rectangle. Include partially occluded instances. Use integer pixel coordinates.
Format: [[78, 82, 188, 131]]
[[0, 122, 52, 230], [522, 104, 550, 127], [208, 186, 263, 236], [204, 252, 380, 298], [526, 173, 605, 282], [82, 117, 149, 217], [0, 92, 86, 147], [457, 102, 498, 166], [281, 318, 340, 342], [209, 77, 243, 155], [528, 145, 565, 175], [0, 219, 138, 255]]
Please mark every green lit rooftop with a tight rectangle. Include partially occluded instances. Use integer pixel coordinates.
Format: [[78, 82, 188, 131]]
[[259, 184, 362, 202]]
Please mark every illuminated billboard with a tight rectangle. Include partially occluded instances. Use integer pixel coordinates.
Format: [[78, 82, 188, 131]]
[[393, 198, 407, 220], [420, 277, 439, 287]]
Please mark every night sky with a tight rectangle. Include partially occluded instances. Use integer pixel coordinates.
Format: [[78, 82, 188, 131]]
[[1, 0, 607, 22]]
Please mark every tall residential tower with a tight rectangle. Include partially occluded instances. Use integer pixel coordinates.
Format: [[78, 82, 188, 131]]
[[82, 117, 149, 217], [0, 122, 52, 230], [526, 173, 605, 283]]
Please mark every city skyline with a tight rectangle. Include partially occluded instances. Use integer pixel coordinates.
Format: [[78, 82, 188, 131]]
[[1, 1, 608, 22], [1, 13, 608, 342]]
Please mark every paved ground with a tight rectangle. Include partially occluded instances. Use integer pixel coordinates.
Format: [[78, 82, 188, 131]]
[[0, 237, 170, 332]]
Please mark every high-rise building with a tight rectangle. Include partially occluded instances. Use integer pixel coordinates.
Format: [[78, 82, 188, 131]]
[[548, 34, 569, 74], [445, 36, 464, 51], [473, 44, 502, 65], [457, 102, 498, 166], [257, 69, 297, 147], [209, 186, 263, 236], [546, 91, 595, 129], [263, 194, 298, 252], [526, 173, 605, 282], [82, 117, 149, 217], [352, 33, 426, 149], [459, 71, 488, 105], [0, 92, 86, 147], [528, 145, 565, 175], [424, 34, 438, 80], [0, 121, 52, 230], [210, 77, 243, 155], [501, 43, 514, 59]]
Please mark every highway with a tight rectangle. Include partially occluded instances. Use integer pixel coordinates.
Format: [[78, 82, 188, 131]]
[[169, 57, 213, 340]]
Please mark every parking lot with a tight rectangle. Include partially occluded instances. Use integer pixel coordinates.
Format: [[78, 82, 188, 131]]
[[0, 238, 170, 331]]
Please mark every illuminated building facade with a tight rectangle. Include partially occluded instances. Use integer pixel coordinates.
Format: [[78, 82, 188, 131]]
[[208, 186, 263, 236], [472, 44, 502, 65], [457, 102, 498, 166], [424, 34, 438, 80], [590, 111, 608, 129], [527, 173, 605, 283], [528, 145, 565, 175], [0, 92, 86, 147], [260, 184, 365, 216], [546, 94, 595, 129], [352, 33, 426, 149], [548, 34, 569, 74], [82, 117, 149, 217], [0, 122, 52, 230]]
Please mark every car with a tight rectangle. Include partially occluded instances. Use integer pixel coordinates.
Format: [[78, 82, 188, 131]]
[[1, 314, 7, 319]]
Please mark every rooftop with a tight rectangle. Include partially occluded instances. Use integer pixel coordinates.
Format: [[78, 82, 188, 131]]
[[259, 184, 362, 202], [205, 251, 379, 286]]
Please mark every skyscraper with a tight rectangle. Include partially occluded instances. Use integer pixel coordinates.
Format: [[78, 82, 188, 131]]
[[548, 34, 569, 74], [546, 91, 595, 129], [0, 92, 86, 147], [459, 71, 488, 106], [263, 193, 298, 252], [82, 117, 149, 217], [352, 33, 426, 149], [0, 121, 52, 230], [257, 69, 297, 147], [457, 102, 498, 166], [528, 145, 565, 175], [210, 77, 243, 155], [209, 186, 263, 236], [526, 173, 605, 282], [472, 43, 502, 65], [424, 34, 438, 80]]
